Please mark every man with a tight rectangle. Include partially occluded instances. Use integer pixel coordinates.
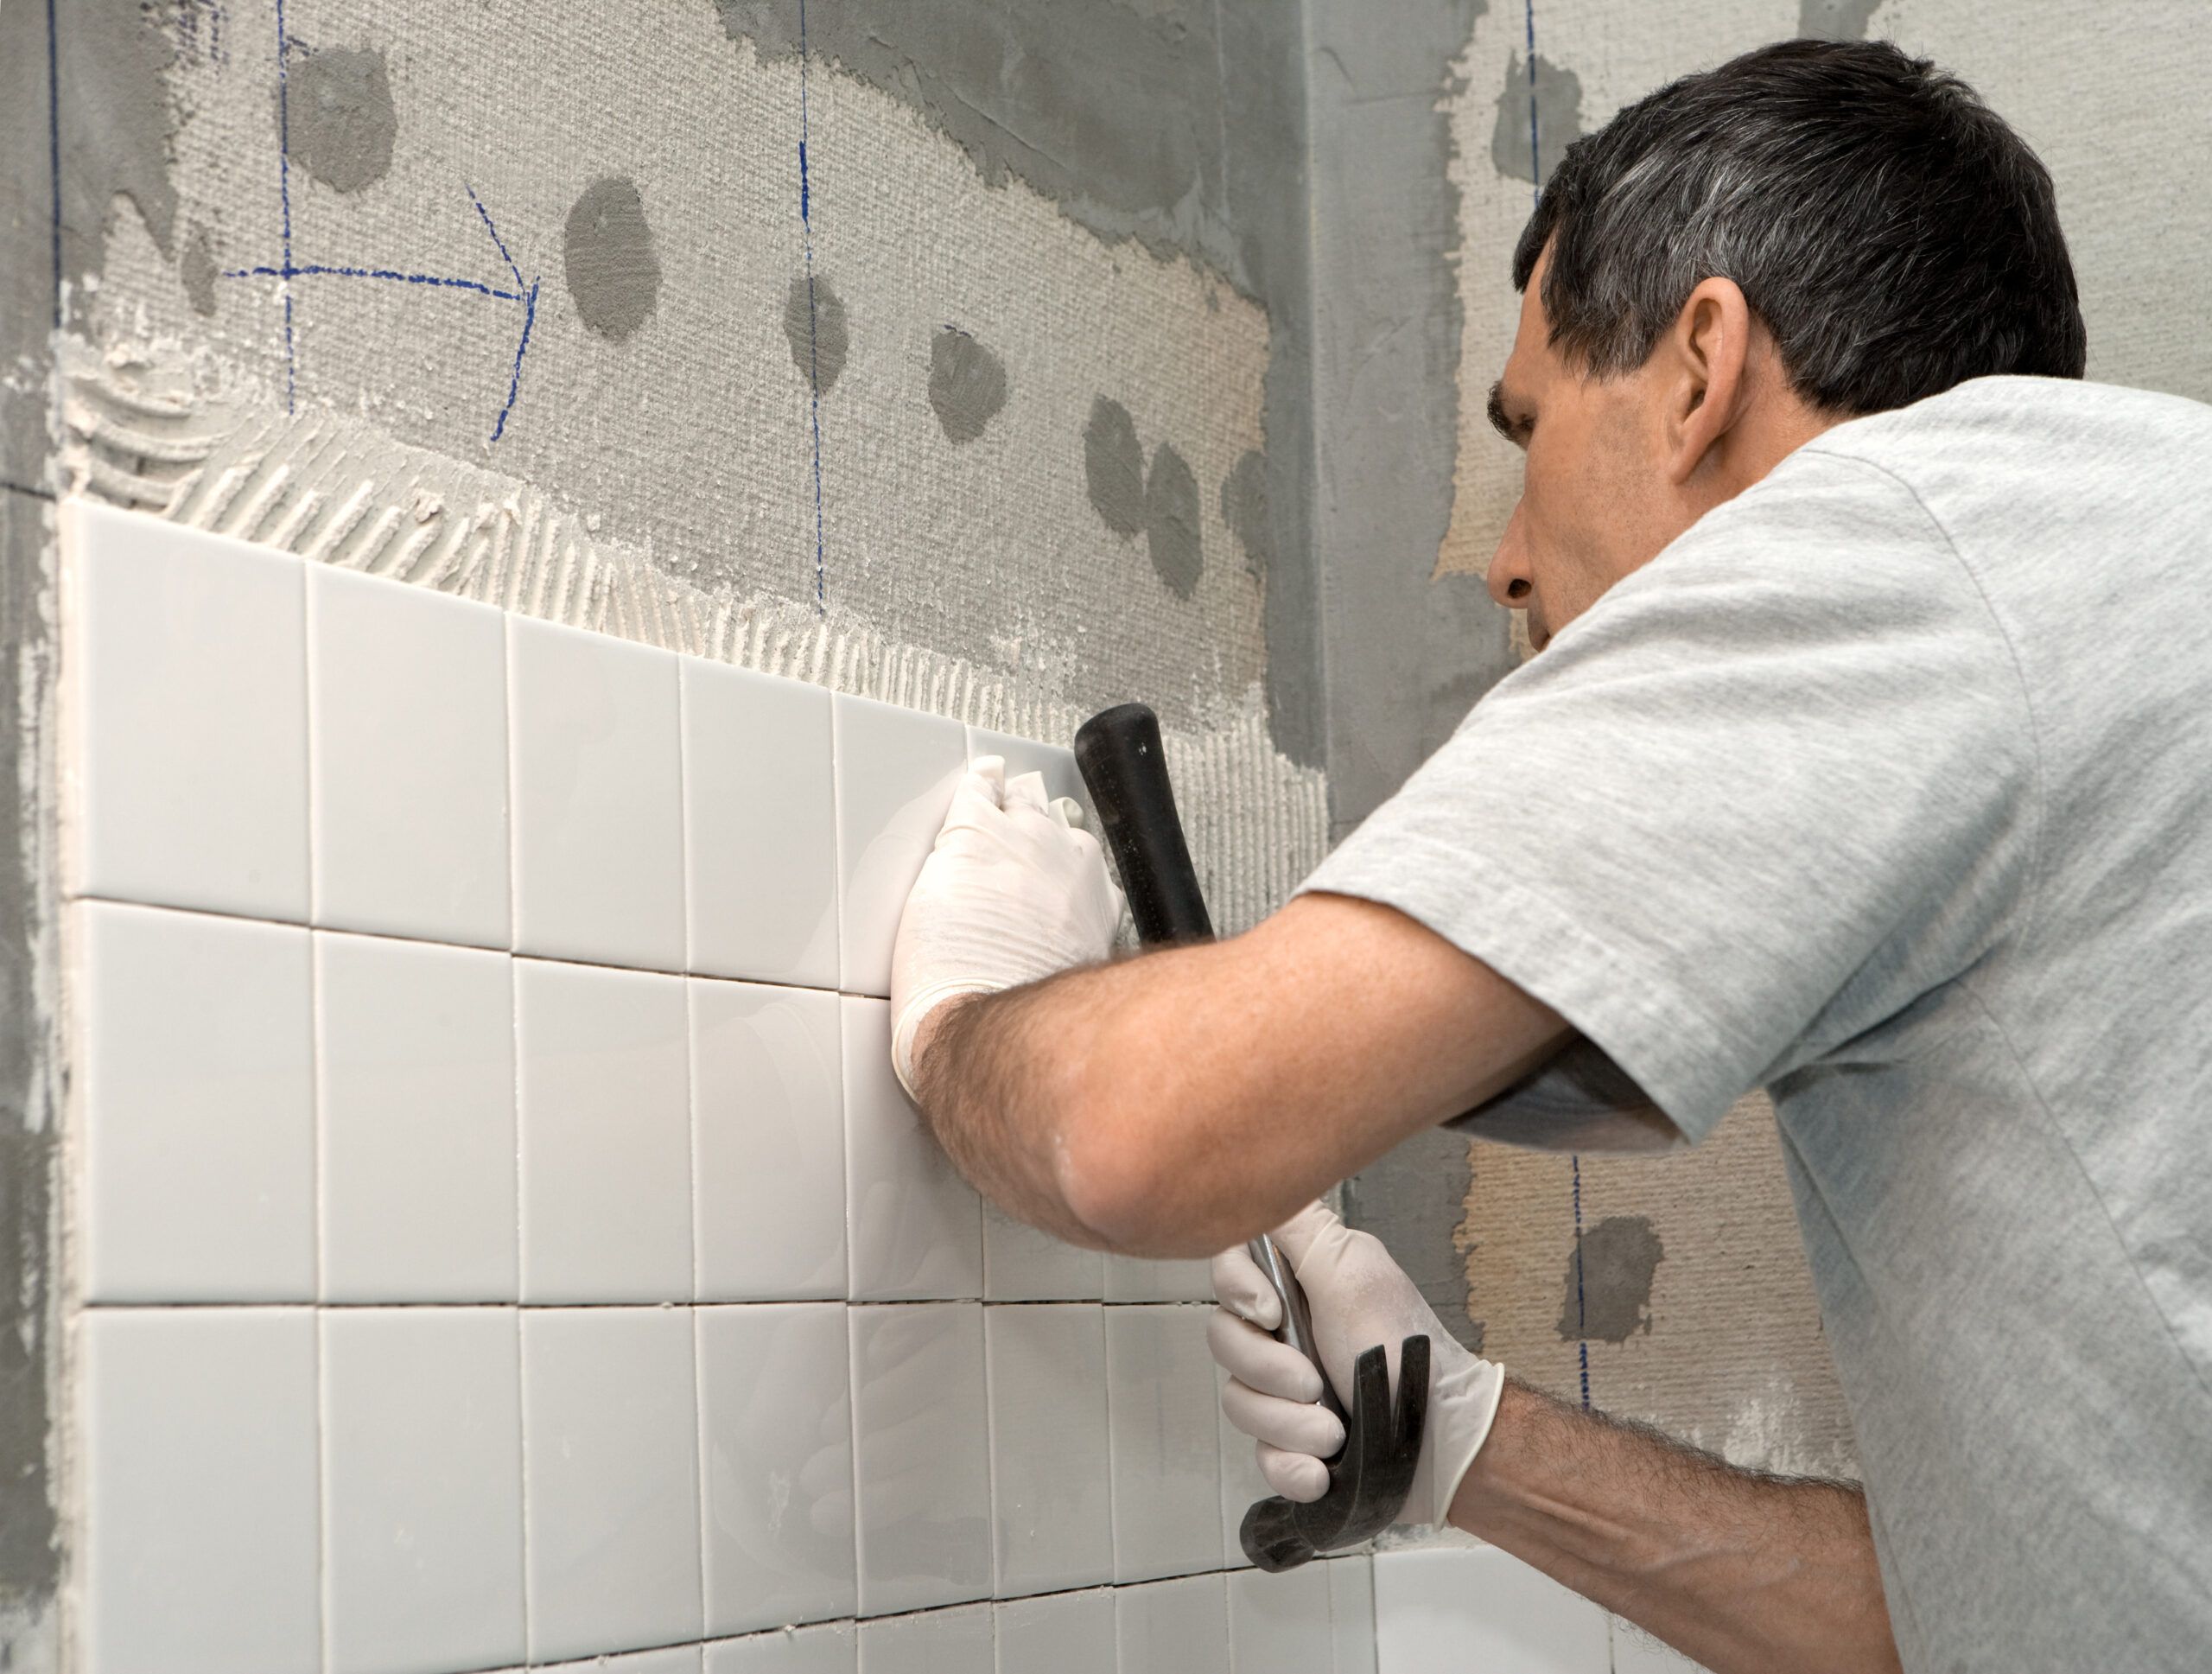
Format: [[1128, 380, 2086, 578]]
[[892, 37, 2212, 1674]]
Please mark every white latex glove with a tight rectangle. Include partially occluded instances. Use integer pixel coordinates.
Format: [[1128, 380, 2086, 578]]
[[890, 755, 1127, 1096], [1210, 1200, 1507, 1530]]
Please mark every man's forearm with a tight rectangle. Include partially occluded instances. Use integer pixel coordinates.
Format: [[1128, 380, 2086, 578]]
[[1452, 1381, 1900, 1674]]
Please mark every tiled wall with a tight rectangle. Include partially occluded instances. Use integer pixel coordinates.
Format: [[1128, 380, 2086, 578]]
[[1372, 1548, 1711, 1674], [57, 500, 1370, 1674]]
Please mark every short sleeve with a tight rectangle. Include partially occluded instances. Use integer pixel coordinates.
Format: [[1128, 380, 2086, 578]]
[[1301, 450, 2038, 1143]]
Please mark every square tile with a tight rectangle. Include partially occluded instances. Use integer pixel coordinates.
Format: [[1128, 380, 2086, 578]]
[[997, 1591, 1114, 1674], [683, 660, 839, 987], [849, 1303, 992, 1616], [983, 1204, 1103, 1302], [64, 500, 309, 920], [709, 1622, 858, 1674], [843, 996, 982, 1302], [308, 563, 511, 945], [517, 958, 693, 1302], [698, 1303, 858, 1635], [1115, 1573, 1231, 1674], [567, 1651, 703, 1674], [318, 932, 517, 1302], [1228, 1564, 1333, 1674], [1328, 1558, 1377, 1674], [1106, 1305, 1224, 1583], [1611, 1620, 1713, 1673], [78, 1308, 320, 1674], [521, 1307, 704, 1662], [693, 980, 846, 1301], [1217, 1363, 1275, 1571], [833, 694, 965, 996], [859, 1604, 993, 1674], [508, 614, 684, 971], [75, 901, 314, 1302], [1103, 1255, 1215, 1304], [1372, 1547, 1610, 1674], [321, 1308, 525, 1674], [985, 1306, 1112, 1597]]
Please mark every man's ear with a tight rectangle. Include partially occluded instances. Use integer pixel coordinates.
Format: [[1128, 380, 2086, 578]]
[[1662, 276, 1753, 486]]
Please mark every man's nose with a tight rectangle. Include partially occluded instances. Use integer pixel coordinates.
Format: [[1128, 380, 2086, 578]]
[[1486, 502, 1534, 611]]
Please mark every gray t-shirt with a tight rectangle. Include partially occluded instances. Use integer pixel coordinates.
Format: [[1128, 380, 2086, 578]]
[[1303, 376, 2212, 1671]]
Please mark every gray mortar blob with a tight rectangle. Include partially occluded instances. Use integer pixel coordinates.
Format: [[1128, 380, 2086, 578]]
[[928, 328, 1008, 443], [1083, 397, 1147, 538], [1220, 449, 1271, 578], [181, 226, 219, 318], [785, 274, 849, 396], [1557, 1215, 1664, 1344], [564, 176, 661, 341], [1144, 443, 1204, 600], [286, 47, 397, 194], [1799, 0, 1885, 39], [1492, 54, 1585, 187]]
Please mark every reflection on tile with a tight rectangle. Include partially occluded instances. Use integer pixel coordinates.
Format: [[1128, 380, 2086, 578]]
[[698, 1303, 858, 1635], [833, 694, 965, 996], [508, 614, 684, 971], [517, 958, 692, 1303], [308, 563, 510, 947], [321, 1308, 524, 1674], [986, 1306, 1113, 1597], [693, 980, 846, 1301], [1216, 1362, 1274, 1571], [849, 1303, 992, 1616], [683, 659, 839, 988], [1610, 1619, 1714, 1674], [843, 996, 982, 1302], [1106, 1306, 1224, 1583], [79, 1308, 320, 1674], [1328, 1558, 1377, 1674], [1373, 1547, 1611, 1674], [318, 932, 517, 1302], [1104, 1255, 1215, 1305], [859, 1603, 994, 1674], [76, 901, 314, 1303], [983, 1202, 1104, 1302], [707, 1621, 859, 1674], [521, 1308, 703, 1662], [1115, 1572, 1231, 1674], [997, 1590, 1115, 1674], [65, 500, 310, 920], [1228, 1564, 1333, 1674]]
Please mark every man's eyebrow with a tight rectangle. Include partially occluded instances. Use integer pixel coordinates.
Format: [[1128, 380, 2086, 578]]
[[1487, 381, 1533, 445]]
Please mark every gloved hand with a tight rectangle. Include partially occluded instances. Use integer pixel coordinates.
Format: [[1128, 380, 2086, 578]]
[[1210, 1200, 1508, 1531], [890, 755, 1127, 1096]]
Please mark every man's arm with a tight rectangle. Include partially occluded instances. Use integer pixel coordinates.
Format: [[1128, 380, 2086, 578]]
[[911, 891, 1574, 1257], [1453, 1382, 1901, 1674]]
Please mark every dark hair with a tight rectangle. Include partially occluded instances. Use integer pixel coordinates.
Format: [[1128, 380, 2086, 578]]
[[1511, 38, 2087, 415]]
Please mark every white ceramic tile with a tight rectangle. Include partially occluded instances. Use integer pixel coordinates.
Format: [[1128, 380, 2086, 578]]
[[1106, 1305, 1224, 1583], [859, 1604, 994, 1674], [1372, 1546, 1610, 1674], [318, 932, 517, 1302], [1611, 1619, 1714, 1674], [517, 958, 693, 1302], [78, 1308, 320, 1674], [308, 563, 511, 945], [521, 1307, 704, 1662], [537, 1650, 703, 1674], [1103, 1254, 1216, 1304], [843, 996, 983, 1302], [508, 614, 684, 970], [997, 1591, 1115, 1674], [833, 694, 966, 996], [64, 500, 310, 920], [709, 1622, 859, 1674], [693, 980, 846, 1301], [683, 659, 839, 987], [1115, 1572, 1232, 1674], [1328, 1558, 1377, 1674], [697, 1303, 858, 1635], [75, 901, 314, 1302], [1217, 1363, 1275, 1571], [321, 1308, 525, 1674], [984, 1306, 1112, 1597], [983, 1203, 1103, 1302], [849, 1303, 993, 1616], [1229, 1564, 1334, 1674]]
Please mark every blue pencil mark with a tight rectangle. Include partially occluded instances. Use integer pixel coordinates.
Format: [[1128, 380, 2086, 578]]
[[472, 182, 524, 290], [275, 0, 296, 412], [493, 277, 539, 445], [1524, 0, 1542, 208], [798, 0, 827, 613], [225, 262, 524, 302], [1571, 1151, 1591, 1409], [45, 0, 61, 328]]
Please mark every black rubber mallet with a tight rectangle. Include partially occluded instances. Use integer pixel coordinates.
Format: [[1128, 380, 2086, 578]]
[[1073, 701, 1430, 1570]]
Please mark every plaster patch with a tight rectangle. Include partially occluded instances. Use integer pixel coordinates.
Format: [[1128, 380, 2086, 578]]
[[1799, 0, 1885, 40], [1491, 53, 1585, 187], [180, 225, 219, 318], [54, 0, 180, 289], [927, 327, 1007, 444], [1144, 442, 1203, 600], [1083, 396, 1145, 537], [285, 46, 397, 194], [784, 273, 849, 396], [563, 175, 662, 341], [1559, 1215, 1663, 1344], [1220, 449, 1271, 578]]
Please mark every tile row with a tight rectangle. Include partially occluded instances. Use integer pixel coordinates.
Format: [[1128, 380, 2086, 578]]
[[73, 898, 1206, 1306], [1371, 1546, 1712, 1674], [62, 497, 1097, 996], [77, 1302, 1302, 1674]]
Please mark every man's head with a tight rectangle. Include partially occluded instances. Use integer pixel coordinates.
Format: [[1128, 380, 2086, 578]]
[[1486, 38, 2087, 648]]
